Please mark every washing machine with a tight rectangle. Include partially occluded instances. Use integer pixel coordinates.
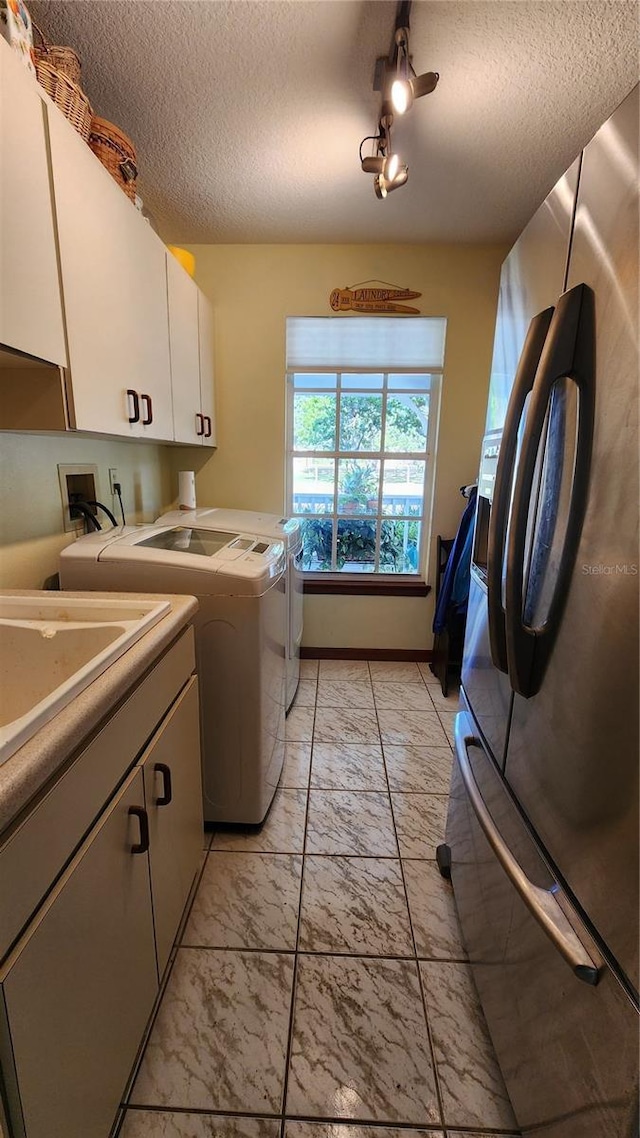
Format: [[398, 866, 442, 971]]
[[157, 507, 303, 710], [60, 524, 287, 825]]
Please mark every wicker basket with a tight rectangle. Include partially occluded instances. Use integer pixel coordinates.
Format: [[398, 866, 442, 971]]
[[32, 21, 82, 85], [34, 58, 92, 142], [89, 116, 138, 201]]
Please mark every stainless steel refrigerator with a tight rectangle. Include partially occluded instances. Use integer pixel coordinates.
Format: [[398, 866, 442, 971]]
[[439, 85, 639, 1137]]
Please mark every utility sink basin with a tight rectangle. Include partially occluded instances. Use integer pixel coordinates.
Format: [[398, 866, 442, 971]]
[[0, 595, 171, 765]]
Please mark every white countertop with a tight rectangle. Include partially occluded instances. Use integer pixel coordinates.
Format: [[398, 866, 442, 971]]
[[0, 590, 198, 836]]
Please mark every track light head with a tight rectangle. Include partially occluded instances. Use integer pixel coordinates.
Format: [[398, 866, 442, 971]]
[[387, 163, 409, 192], [389, 20, 439, 114], [390, 70, 439, 114], [374, 174, 388, 200], [412, 70, 439, 99], [374, 162, 409, 199]]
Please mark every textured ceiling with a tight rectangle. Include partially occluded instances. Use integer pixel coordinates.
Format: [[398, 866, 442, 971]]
[[30, 0, 639, 244]]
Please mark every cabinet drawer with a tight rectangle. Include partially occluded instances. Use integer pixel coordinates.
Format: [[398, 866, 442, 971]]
[[0, 767, 157, 1138], [0, 626, 195, 959]]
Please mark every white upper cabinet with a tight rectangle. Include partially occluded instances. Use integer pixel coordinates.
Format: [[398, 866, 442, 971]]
[[166, 252, 216, 446], [198, 289, 216, 446], [166, 252, 202, 444], [0, 41, 67, 366], [0, 47, 213, 446], [46, 102, 174, 439]]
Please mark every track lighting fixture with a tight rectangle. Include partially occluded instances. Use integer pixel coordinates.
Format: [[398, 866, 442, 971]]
[[359, 0, 438, 200]]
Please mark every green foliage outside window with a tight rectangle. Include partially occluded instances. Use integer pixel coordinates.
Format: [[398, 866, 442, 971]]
[[294, 395, 336, 450], [300, 517, 419, 572], [293, 379, 429, 574], [294, 393, 428, 452]]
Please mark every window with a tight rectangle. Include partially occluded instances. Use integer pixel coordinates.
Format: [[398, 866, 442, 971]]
[[286, 317, 446, 576]]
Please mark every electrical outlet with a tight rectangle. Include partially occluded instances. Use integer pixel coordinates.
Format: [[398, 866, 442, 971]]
[[108, 468, 119, 495]]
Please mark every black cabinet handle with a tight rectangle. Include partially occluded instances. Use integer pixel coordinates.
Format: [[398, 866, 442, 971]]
[[196, 412, 204, 436], [155, 762, 173, 807], [129, 806, 150, 853], [204, 415, 212, 438], [127, 389, 140, 424], [141, 393, 153, 425]]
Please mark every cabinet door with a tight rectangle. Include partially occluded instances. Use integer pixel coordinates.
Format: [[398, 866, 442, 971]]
[[198, 288, 216, 447], [46, 103, 173, 439], [166, 252, 203, 444], [0, 41, 66, 365], [0, 768, 157, 1138], [142, 676, 203, 976]]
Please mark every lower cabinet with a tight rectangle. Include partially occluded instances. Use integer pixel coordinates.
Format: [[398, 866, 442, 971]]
[[142, 676, 202, 977], [0, 769, 157, 1138], [0, 636, 203, 1138]]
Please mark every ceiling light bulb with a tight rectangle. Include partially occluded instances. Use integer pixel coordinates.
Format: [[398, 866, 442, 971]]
[[391, 77, 412, 115], [385, 152, 400, 181], [387, 164, 409, 192]]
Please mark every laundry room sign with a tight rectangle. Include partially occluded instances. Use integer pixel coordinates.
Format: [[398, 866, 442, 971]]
[[329, 280, 422, 314]]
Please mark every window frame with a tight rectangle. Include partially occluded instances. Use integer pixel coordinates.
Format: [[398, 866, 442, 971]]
[[285, 366, 442, 578]]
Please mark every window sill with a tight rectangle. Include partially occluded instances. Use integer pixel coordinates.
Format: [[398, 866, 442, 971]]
[[303, 574, 431, 597]]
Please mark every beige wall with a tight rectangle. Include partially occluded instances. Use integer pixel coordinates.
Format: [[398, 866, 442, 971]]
[[0, 242, 505, 649], [0, 433, 171, 588], [167, 243, 506, 650]]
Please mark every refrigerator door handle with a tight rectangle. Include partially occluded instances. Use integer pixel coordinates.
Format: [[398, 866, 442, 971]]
[[487, 308, 554, 673], [455, 715, 600, 985], [505, 284, 595, 697]]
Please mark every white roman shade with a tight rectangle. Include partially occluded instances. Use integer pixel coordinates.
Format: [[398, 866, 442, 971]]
[[286, 316, 447, 370]]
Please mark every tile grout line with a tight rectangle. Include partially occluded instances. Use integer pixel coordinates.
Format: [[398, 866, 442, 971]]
[[115, 823, 215, 1133], [278, 666, 318, 1138], [124, 1099, 517, 1134], [371, 658, 449, 1133], [412, 666, 460, 1138], [172, 943, 470, 962]]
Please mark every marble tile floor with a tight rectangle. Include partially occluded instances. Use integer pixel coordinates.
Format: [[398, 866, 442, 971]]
[[119, 660, 519, 1138]]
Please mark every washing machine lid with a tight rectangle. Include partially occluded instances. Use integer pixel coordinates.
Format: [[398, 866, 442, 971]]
[[96, 525, 286, 587], [156, 508, 302, 552], [59, 526, 135, 565]]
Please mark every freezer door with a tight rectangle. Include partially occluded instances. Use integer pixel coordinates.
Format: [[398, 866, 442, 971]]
[[504, 86, 639, 991], [461, 570, 512, 766], [447, 711, 639, 1137]]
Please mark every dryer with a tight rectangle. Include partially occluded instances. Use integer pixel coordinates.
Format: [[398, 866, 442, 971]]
[[157, 507, 303, 710], [60, 524, 287, 824]]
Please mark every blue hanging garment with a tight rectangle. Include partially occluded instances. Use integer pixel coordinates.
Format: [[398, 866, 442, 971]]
[[433, 487, 477, 634]]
